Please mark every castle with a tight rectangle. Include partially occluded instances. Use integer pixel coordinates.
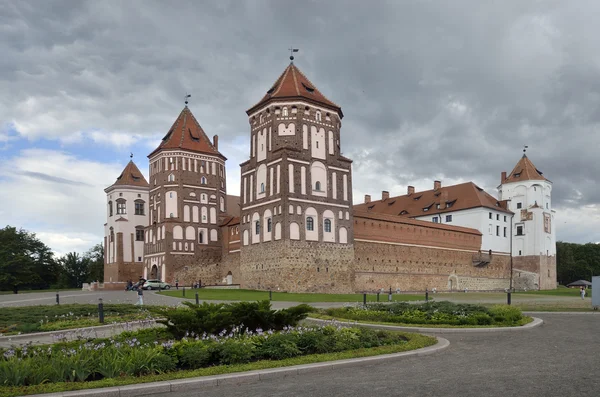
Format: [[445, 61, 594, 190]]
[[103, 62, 557, 292]]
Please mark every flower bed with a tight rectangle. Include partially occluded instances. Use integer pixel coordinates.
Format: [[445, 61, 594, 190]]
[[319, 301, 531, 327], [0, 304, 163, 335], [0, 301, 436, 395]]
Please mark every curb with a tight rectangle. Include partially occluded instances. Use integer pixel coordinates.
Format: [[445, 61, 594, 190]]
[[0, 320, 160, 344], [25, 337, 449, 397], [523, 311, 599, 315], [306, 317, 544, 333]]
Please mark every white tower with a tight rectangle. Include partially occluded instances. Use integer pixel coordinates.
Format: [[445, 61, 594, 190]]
[[498, 153, 556, 289], [103, 160, 149, 284]]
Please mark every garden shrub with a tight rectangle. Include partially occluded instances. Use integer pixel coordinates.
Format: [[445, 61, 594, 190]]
[[256, 333, 302, 360], [158, 301, 312, 338], [178, 342, 213, 369], [218, 339, 256, 365], [488, 305, 523, 325]]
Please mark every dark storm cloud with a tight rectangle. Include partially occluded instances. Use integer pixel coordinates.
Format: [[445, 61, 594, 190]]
[[18, 171, 91, 186], [1, 0, 599, 242]]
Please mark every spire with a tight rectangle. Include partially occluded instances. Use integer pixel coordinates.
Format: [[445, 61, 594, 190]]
[[247, 62, 343, 117], [148, 106, 226, 159], [503, 154, 548, 183], [108, 160, 149, 189]]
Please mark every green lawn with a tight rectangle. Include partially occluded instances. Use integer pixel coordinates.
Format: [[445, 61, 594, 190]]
[[514, 286, 592, 297], [159, 288, 424, 302], [0, 288, 80, 295]]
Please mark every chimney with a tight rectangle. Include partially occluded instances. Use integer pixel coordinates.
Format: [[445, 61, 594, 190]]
[[440, 191, 448, 210], [382, 191, 389, 200], [501, 171, 506, 184], [364, 194, 371, 204], [213, 135, 219, 150], [407, 186, 415, 195], [434, 180, 441, 190]]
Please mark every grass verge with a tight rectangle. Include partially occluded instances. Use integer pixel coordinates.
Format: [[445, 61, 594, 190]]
[[308, 313, 534, 328], [0, 332, 436, 397], [514, 286, 593, 297], [0, 304, 163, 335], [159, 288, 423, 302], [0, 288, 80, 296]]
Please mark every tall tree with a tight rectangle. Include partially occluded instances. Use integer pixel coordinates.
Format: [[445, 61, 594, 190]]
[[0, 226, 57, 293], [84, 243, 104, 282], [58, 252, 91, 289]]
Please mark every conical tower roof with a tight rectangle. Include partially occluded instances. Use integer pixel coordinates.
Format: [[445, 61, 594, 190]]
[[149, 106, 225, 159], [503, 154, 549, 183], [107, 160, 149, 190], [247, 62, 343, 117]]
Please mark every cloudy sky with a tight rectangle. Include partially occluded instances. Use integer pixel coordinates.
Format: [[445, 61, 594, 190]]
[[1, 0, 599, 255]]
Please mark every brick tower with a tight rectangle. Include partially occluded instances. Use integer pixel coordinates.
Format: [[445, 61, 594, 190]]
[[239, 61, 355, 293], [144, 105, 228, 284]]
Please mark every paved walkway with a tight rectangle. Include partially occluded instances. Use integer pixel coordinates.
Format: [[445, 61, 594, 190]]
[[156, 312, 600, 397]]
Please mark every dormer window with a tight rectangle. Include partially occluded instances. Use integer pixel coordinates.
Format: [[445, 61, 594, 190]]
[[514, 172, 521, 178], [399, 210, 409, 215]]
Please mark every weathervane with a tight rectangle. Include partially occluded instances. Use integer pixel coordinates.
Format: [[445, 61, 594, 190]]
[[184, 94, 191, 105], [130, 152, 133, 160], [523, 145, 529, 155], [289, 48, 299, 61]]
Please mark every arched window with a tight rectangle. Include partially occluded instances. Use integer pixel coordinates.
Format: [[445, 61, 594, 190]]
[[316, 110, 321, 121], [108, 201, 113, 217], [306, 217, 314, 231], [261, 183, 265, 193], [135, 226, 145, 241], [199, 231, 204, 244], [201, 176, 207, 185], [134, 199, 145, 215], [324, 219, 332, 233], [267, 218, 272, 232], [255, 220, 260, 235], [315, 181, 321, 191], [116, 198, 126, 215], [282, 107, 288, 117], [168, 173, 175, 182], [259, 114, 264, 123], [109, 227, 114, 242]]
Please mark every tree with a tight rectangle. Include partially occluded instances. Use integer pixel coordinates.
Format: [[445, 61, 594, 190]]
[[0, 226, 57, 293], [84, 243, 104, 283], [57, 252, 91, 289]]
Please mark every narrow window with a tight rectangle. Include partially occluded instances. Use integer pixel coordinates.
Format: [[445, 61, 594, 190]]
[[201, 176, 207, 185], [135, 229, 144, 241], [199, 232, 204, 244], [516, 226, 524, 236], [432, 217, 439, 223], [255, 220, 260, 235], [496, 214, 499, 221], [261, 183, 265, 193], [504, 216, 507, 222], [489, 212, 492, 219], [108, 201, 113, 217], [306, 217, 314, 231], [324, 219, 331, 233], [316, 110, 321, 121], [503, 227, 507, 237], [282, 107, 288, 117], [267, 218, 272, 232], [496, 225, 500, 236], [316, 141, 319, 149], [315, 181, 321, 191], [135, 201, 145, 215], [517, 202, 522, 209], [445, 215, 452, 222]]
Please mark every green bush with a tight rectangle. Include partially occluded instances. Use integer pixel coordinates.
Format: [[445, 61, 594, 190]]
[[256, 333, 301, 360], [218, 339, 256, 365], [488, 305, 523, 325], [178, 342, 213, 369], [158, 301, 312, 338]]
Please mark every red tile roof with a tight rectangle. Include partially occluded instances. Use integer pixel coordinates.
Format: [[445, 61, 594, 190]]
[[107, 161, 149, 189], [149, 106, 225, 159], [503, 155, 549, 183], [247, 63, 343, 117], [354, 182, 512, 218]]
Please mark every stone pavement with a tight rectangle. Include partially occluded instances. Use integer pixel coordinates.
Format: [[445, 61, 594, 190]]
[[157, 312, 600, 397]]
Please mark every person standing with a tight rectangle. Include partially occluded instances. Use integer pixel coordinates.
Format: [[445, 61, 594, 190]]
[[581, 286, 586, 300], [136, 285, 144, 305], [175, 279, 179, 290]]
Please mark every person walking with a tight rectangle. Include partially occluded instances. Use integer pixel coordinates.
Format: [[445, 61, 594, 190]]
[[580, 286, 586, 300], [136, 285, 144, 305], [175, 279, 179, 290]]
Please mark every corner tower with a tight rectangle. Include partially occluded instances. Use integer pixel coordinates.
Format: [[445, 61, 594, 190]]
[[239, 62, 355, 293], [104, 160, 149, 284], [499, 153, 556, 289], [145, 106, 227, 284]]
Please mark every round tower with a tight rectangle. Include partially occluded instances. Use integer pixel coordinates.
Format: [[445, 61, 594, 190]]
[[103, 160, 149, 286]]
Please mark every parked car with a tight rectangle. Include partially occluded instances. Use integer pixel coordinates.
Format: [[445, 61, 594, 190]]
[[143, 279, 171, 290]]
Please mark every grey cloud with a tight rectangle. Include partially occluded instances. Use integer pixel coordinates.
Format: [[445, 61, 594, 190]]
[[18, 171, 91, 187], [1, 0, 599, 242]]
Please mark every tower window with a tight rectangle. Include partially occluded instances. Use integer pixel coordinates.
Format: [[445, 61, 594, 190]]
[[168, 173, 175, 182], [261, 183, 265, 193], [489, 212, 492, 219], [516, 226, 524, 236], [496, 225, 500, 236], [255, 220, 260, 235], [517, 202, 522, 209], [135, 229, 144, 241], [316, 110, 322, 121], [135, 201, 145, 215], [282, 107, 288, 117], [109, 228, 114, 242], [504, 216, 507, 222], [496, 214, 499, 220], [116, 199, 126, 215], [108, 201, 113, 217], [315, 181, 321, 191], [316, 141, 319, 149], [199, 232, 204, 244], [324, 219, 331, 233], [504, 227, 507, 237], [201, 177, 207, 185], [306, 217, 314, 231], [267, 218, 272, 232]]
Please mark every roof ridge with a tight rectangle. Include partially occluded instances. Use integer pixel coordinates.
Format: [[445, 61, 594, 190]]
[[291, 64, 300, 95], [272, 65, 291, 97], [292, 64, 341, 109]]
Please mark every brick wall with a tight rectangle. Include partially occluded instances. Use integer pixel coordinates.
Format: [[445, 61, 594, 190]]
[[513, 255, 557, 290]]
